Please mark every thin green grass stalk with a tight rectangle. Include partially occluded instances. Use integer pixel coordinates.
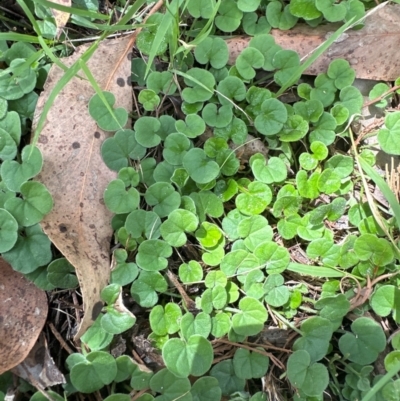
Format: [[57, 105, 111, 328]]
[[117, 0, 148, 26], [349, 126, 400, 259], [0, 33, 43, 43], [72, 21, 145, 32], [171, 69, 251, 121], [276, 1, 389, 97], [144, 0, 182, 78], [31, 38, 104, 146], [287, 262, 363, 279], [17, 0, 70, 72], [33, 0, 110, 20], [174, 0, 221, 56], [358, 158, 400, 231], [79, 59, 125, 129], [361, 361, 400, 401], [0, 50, 44, 77]]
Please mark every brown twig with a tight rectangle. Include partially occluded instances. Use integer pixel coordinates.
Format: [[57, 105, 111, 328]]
[[48, 323, 74, 354], [362, 85, 400, 109]]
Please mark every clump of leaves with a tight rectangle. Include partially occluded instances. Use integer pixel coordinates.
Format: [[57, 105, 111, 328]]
[[3, 1, 400, 401]]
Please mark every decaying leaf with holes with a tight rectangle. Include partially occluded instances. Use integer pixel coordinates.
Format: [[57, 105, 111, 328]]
[[32, 36, 132, 339], [0, 258, 48, 374]]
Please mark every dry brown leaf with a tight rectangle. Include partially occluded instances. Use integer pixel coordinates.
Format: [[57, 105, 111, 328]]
[[49, 0, 71, 39], [33, 36, 133, 339], [0, 258, 48, 374], [12, 333, 65, 389], [227, 3, 400, 81]]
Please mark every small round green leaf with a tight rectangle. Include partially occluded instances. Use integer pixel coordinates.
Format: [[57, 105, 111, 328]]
[[0, 208, 18, 252], [136, 239, 172, 271], [194, 37, 229, 69], [162, 335, 213, 378], [1, 145, 43, 192], [104, 179, 140, 214], [4, 181, 53, 227], [232, 297, 267, 336], [88, 91, 128, 132]]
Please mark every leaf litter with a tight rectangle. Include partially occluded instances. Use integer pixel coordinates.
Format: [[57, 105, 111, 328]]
[[33, 35, 132, 339]]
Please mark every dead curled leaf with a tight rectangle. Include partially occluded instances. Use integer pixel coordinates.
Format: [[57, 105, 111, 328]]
[[49, 0, 71, 39], [0, 258, 48, 374], [12, 333, 65, 389], [226, 4, 400, 81], [33, 36, 133, 340]]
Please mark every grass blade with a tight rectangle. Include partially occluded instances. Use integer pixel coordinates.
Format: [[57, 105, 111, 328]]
[[32, 0, 110, 20], [358, 157, 400, 231]]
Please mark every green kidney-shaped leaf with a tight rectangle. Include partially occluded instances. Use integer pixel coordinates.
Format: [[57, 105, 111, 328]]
[[316, 0, 346, 21], [162, 335, 213, 378], [190, 376, 222, 401], [290, 0, 322, 19], [354, 233, 394, 267], [180, 312, 211, 340], [236, 47, 264, 80], [287, 350, 329, 397], [1, 145, 43, 192], [150, 368, 191, 400], [104, 179, 140, 214], [150, 302, 181, 336], [4, 181, 53, 227], [88, 91, 128, 132], [146, 71, 177, 95], [215, 0, 243, 32], [378, 112, 400, 155], [210, 360, 246, 396], [250, 154, 287, 183], [125, 209, 161, 240], [272, 49, 300, 86], [179, 260, 203, 283], [2, 224, 52, 273], [370, 285, 400, 323], [144, 182, 181, 218], [136, 239, 172, 271], [255, 98, 287, 136], [47, 258, 78, 289], [327, 59, 355, 89], [101, 307, 136, 335], [233, 348, 269, 379], [138, 89, 160, 111], [232, 297, 267, 336], [292, 317, 333, 363], [339, 317, 386, 365], [182, 68, 215, 103], [254, 241, 290, 274], [194, 36, 229, 69], [236, 181, 272, 215], [134, 116, 162, 148], [130, 270, 168, 308], [101, 129, 145, 171], [187, 0, 216, 18], [176, 114, 206, 138], [0, 128, 18, 161], [70, 351, 117, 393], [160, 209, 199, 247], [0, 208, 18, 252], [183, 148, 220, 184]]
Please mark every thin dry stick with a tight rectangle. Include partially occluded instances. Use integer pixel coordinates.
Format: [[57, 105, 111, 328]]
[[213, 338, 285, 370], [362, 85, 400, 109], [48, 323, 74, 354], [105, 0, 165, 91]]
